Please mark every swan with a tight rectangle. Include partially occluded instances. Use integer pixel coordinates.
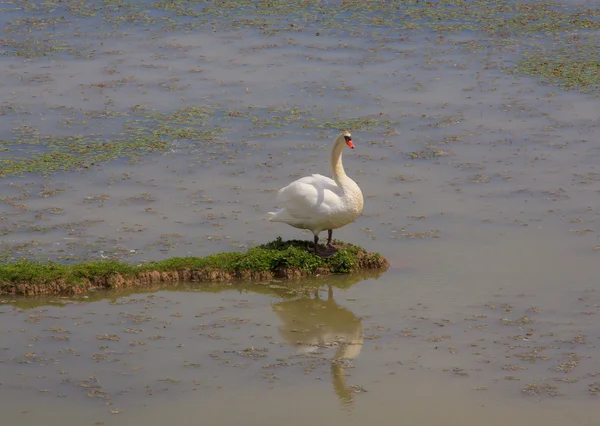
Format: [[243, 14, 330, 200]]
[[267, 131, 364, 256]]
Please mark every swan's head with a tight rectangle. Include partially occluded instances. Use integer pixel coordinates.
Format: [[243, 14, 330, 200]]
[[340, 131, 354, 149]]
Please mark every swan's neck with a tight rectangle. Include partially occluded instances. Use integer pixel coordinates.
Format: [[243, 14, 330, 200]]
[[330, 137, 350, 188]]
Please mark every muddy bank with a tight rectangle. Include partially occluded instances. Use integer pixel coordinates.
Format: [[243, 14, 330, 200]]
[[0, 239, 388, 295]]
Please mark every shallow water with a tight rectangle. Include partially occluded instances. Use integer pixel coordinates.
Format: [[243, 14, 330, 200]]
[[1, 229, 599, 425], [1, 1, 599, 263], [2, 0, 600, 424]]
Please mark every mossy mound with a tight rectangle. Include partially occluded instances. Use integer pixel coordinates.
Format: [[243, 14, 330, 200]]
[[3, 269, 386, 310], [0, 238, 389, 296]]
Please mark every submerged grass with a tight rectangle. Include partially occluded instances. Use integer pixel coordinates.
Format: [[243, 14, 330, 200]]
[[0, 238, 389, 295]]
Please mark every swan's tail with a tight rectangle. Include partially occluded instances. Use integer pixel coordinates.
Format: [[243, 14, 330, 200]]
[[267, 209, 281, 222], [268, 208, 296, 223]]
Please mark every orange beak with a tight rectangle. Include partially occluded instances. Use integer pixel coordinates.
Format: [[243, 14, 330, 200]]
[[346, 138, 354, 149]]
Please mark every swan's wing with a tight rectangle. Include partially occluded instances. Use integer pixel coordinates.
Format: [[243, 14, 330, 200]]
[[275, 174, 342, 220], [289, 174, 337, 192]]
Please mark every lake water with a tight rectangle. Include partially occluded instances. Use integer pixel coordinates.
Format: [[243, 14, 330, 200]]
[[1, 0, 600, 424]]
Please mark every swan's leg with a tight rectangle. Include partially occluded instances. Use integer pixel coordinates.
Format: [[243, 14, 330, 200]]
[[307, 235, 321, 255], [326, 229, 343, 250], [327, 229, 334, 246]]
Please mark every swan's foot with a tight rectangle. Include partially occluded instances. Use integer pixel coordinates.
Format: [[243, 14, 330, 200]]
[[308, 247, 337, 258], [318, 245, 338, 258], [309, 235, 338, 258]]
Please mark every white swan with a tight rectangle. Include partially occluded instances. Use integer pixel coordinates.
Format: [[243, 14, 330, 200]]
[[267, 131, 364, 256]]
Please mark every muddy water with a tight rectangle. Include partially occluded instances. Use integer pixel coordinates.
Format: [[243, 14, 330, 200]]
[[2, 0, 600, 424]]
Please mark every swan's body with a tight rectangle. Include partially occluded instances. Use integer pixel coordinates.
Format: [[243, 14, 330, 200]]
[[268, 131, 363, 255]]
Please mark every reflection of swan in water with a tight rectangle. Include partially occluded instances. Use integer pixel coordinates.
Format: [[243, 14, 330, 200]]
[[272, 285, 363, 407]]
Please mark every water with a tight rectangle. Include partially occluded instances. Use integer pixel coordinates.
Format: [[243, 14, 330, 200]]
[[1, 238, 599, 425], [1, 0, 600, 424]]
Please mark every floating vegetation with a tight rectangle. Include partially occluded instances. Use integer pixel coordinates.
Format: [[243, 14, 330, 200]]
[[0, 0, 597, 180], [0, 105, 224, 177], [0, 238, 389, 295], [0, 36, 69, 57], [522, 383, 562, 397], [405, 148, 452, 160], [516, 52, 600, 92], [1, 0, 598, 92], [318, 116, 399, 132]]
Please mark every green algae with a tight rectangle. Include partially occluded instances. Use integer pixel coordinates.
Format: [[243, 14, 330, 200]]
[[0, 105, 224, 177], [0, 238, 389, 295], [516, 51, 600, 92], [0, 103, 401, 178]]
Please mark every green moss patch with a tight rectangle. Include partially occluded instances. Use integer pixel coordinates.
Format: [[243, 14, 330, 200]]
[[0, 238, 389, 295]]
